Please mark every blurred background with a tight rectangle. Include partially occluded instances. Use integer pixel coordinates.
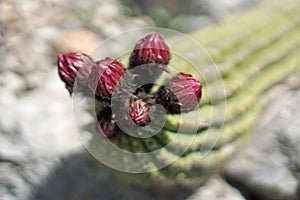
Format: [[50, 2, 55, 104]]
[[1, 0, 299, 199]]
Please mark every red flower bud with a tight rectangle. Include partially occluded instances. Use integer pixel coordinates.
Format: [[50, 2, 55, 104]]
[[96, 109, 115, 138], [57, 52, 94, 94], [129, 97, 149, 126], [89, 57, 125, 99], [157, 73, 202, 114], [129, 33, 170, 68]]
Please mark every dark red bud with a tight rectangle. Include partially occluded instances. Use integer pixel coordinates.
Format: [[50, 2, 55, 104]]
[[96, 109, 115, 138], [129, 33, 170, 68], [88, 57, 125, 99], [157, 73, 202, 114], [129, 97, 149, 126], [57, 52, 94, 94]]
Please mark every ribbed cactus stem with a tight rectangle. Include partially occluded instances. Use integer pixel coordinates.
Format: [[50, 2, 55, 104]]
[[89, 0, 300, 188]]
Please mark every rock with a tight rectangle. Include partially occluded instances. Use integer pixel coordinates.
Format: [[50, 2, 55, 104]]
[[99, 21, 123, 39], [186, 176, 246, 200], [52, 28, 101, 54], [168, 14, 215, 32], [94, 3, 121, 20], [92, 4, 154, 39], [0, 68, 83, 200], [0, 1, 18, 23], [1, 26, 59, 75], [0, 71, 25, 93], [0, 26, 4, 45], [23, 71, 48, 92], [11, 0, 39, 18], [0, 53, 22, 73], [168, 0, 260, 32], [0, 122, 37, 200], [223, 89, 300, 200], [121, 0, 260, 31], [190, 0, 260, 18], [124, 16, 155, 29], [17, 26, 59, 87], [25, 26, 60, 72]]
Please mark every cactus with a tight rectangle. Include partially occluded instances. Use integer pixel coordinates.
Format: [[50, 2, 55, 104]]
[[58, 0, 300, 190]]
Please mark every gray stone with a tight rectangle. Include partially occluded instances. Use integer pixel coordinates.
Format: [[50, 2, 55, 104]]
[[0, 71, 25, 93], [0, 53, 22, 73], [224, 90, 300, 200], [187, 176, 246, 200], [0, 1, 18, 23], [168, 14, 215, 32], [0, 69, 83, 200], [24, 26, 59, 73], [190, 0, 260, 18]]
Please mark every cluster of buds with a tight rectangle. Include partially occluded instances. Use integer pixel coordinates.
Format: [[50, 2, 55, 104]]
[[57, 33, 202, 138]]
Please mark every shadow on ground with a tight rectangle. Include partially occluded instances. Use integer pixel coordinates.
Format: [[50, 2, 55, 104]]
[[32, 151, 192, 200]]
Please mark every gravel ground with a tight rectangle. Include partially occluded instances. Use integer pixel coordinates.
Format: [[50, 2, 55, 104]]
[[1, 0, 299, 199]]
